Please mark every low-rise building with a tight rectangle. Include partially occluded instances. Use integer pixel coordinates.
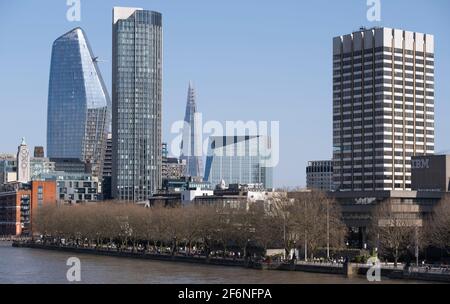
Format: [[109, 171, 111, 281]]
[[0, 184, 31, 236], [30, 157, 55, 180], [162, 157, 186, 181], [1, 155, 55, 183], [306, 160, 333, 191], [411, 155, 450, 192], [0, 181, 57, 236], [329, 190, 445, 248], [149, 182, 286, 211], [0, 155, 17, 184], [41, 172, 100, 204]]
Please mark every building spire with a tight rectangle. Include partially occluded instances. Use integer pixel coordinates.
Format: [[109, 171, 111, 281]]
[[181, 81, 203, 178]]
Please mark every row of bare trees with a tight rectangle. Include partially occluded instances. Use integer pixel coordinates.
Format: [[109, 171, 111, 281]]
[[33, 191, 450, 263], [34, 192, 348, 260], [369, 196, 450, 266]]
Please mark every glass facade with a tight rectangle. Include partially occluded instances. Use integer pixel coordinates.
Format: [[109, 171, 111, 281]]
[[306, 160, 334, 191], [112, 8, 162, 201], [0, 156, 16, 184], [180, 82, 203, 178], [30, 158, 55, 181], [204, 136, 273, 189], [47, 28, 110, 179]]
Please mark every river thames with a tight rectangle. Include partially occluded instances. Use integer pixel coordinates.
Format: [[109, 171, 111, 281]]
[[0, 242, 424, 284]]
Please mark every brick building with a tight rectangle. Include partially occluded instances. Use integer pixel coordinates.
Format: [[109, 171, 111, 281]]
[[0, 181, 57, 236]]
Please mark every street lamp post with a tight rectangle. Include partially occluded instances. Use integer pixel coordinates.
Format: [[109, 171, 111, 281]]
[[415, 226, 419, 267], [326, 199, 330, 260], [283, 212, 286, 259], [304, 199, 307, 262]]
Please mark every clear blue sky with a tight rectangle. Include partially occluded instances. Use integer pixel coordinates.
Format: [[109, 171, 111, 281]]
[[0, 0, 449, 187]]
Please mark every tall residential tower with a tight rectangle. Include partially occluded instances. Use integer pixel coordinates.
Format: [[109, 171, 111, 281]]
[[47, 28, 110, 179], [333, 27, 435, 191], [112, 7, 163, 201]]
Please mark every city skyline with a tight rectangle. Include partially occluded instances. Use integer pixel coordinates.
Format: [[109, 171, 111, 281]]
[[1, 0, 449, 188]]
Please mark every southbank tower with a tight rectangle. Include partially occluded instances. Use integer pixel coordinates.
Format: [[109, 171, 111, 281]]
[[112, 7, 163, 201]]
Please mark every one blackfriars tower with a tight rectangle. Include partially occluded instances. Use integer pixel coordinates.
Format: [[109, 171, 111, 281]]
[[47, 27, 110, 179], [112, 7, 163, 201]]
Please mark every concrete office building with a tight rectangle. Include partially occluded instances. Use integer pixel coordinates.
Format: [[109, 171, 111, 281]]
[[326, 155, 450, 248], [306, 160, 334, 191], [329, 190, 444, 248], [411, 155, 450, 192], [162, 143, 186, 182], [333, 27, 435, 192], [162, 157, 186, 181], [112, 7, 163, 201]]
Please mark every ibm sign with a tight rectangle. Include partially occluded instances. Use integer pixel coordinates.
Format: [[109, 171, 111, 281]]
[[411, 158, 430, 169]]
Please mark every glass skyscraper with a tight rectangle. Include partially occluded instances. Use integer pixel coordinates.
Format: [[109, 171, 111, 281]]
[[204, 136, 273, 189], [180, 82, 203, 179], [112, 7, 162, 201], [47, 27, 110, 179]]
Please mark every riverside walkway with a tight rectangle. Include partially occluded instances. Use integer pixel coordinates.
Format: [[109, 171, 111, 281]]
[[11, 241, 450, 283]]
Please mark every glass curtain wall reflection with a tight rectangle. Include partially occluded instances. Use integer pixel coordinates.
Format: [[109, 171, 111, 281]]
[[112, 8, 163, 201], [47, 27, 110, 179]]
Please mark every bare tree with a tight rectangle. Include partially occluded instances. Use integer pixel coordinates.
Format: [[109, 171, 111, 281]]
[[288, 191, 346, 261], [424, 196, 450, 255], [369, 201, 419, 267]]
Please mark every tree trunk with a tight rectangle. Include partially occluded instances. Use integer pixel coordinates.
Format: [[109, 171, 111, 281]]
[[394, 247, 399, 268]]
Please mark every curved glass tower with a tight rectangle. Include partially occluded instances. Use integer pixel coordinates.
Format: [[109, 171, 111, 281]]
[[47, 27, 110, 178]]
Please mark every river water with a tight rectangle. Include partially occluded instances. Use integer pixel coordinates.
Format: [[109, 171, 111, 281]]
[[0, 242, 423, 284]]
